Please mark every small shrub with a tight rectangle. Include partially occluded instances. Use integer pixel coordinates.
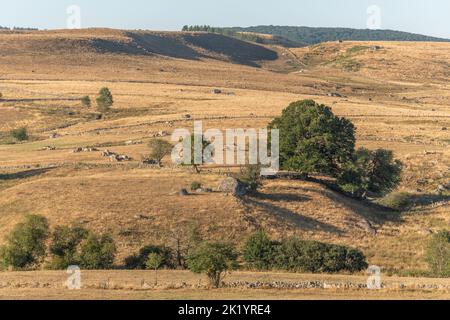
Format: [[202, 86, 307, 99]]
[[79, 233, 116, 269], [125, 245, 174, 270], [187, 242, 238, 288], [378, 192, 412, 211], [81, 96, 91, 108], [146, 253, 164, 285], [242, 230, 278, 270], [96, 87, 113, 112], [148, 139, 173, 166], [190, 181, 202, 191], [237, 165, 262, 193], [426, 230, 450, 277], [10, 127, 29, 141], [0, 215, 49, 270], [48, 225, 89, 269]]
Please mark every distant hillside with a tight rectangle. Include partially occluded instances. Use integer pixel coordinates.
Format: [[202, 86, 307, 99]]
[[225, 26, 450, 45], [181, 25, 305, 47], [0, 29, 278, 67]]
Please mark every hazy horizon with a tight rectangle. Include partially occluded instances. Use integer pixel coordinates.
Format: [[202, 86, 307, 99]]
[[1, 0, 450, 38]]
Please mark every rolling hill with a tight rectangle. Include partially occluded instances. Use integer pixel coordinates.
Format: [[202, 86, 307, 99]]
[[0, 28, 448, 273], [226, 26, 450, 45]]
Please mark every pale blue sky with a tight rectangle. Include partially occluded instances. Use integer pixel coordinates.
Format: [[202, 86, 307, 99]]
[[1, 0, 449, 38]]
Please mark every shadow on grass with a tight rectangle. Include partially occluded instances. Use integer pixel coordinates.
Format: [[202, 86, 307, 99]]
[[0, 167, 54, 181], [244, 195, 344, 236], [411, 193, 450, 206], [252, 192, 311, 203]]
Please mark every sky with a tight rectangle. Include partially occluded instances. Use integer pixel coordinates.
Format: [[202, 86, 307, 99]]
[[1, 0, 449, 38]]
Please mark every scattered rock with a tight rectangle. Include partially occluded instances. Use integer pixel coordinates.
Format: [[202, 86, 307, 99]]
[[327, 92, 342, 98], [218, 177, 246, 197], [42, 146, 56, 151], [151, 131, 169, 138], [369, 45, 383, 51], [49, 133, 60, 139], [101, 150, 132, 162], [142, 159, 158, 165], [125, 140, 143, 145], [73, 147, 99, 153], [195, 188, 213, 193]]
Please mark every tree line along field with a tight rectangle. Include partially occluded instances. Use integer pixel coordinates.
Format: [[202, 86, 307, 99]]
[[0, 29, 449, 299]]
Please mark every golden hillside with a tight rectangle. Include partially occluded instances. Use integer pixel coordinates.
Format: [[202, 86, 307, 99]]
[[0, 29, 448, 272]]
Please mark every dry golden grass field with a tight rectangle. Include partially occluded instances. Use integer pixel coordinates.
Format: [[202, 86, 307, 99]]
[[0, 29, 448, 299]]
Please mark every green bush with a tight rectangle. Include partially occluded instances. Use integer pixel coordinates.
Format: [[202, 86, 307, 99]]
[[0, 215, 49, 270], [96, 87, 113, 112], [426, 230, 450, 277], [48, 225, 89, 269], [338, 148, 402, 198], [81, 96, 91, 108], [378, 192, 412, 211], [187, 242, 238, 288], [274, 237, 367, 273], [125, 245, 174, 270], [79, 233, 116, 269], [242, 230, 278, 270], [190, 181, 202, 191], [10, 127, 29, 141]]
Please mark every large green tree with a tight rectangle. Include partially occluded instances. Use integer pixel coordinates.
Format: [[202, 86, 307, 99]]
[[269, 100, 355, 177]]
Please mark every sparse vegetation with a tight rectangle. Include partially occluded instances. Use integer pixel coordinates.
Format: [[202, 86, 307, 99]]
[[10, 127, 29, 141], [187, 242, 238, 288], [0, 215, 49, 270], [426, 230, 450, 277], [146, 252, 164, 285], [147, 139, 173, 166], [190, 181, 202, 191], [81, 96, 91, 108], [96, 87, 113, 112], [236, 165, 262, 194], [378, 192, 413, 211]]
